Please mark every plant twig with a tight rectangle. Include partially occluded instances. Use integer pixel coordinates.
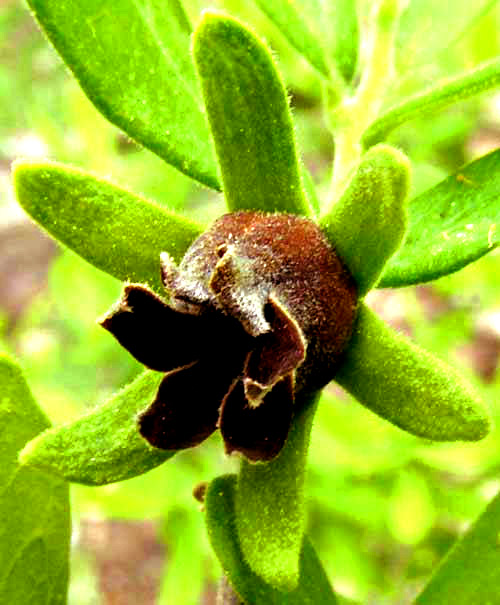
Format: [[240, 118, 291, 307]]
[[326, 0, 404, 210]]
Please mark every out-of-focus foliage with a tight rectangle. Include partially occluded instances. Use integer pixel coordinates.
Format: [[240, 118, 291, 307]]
[[2, 0, 500, 603], [0, 355, 70, 605]]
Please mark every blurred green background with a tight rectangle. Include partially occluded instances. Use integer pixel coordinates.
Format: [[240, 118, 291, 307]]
[[1, 1, 500, 603]]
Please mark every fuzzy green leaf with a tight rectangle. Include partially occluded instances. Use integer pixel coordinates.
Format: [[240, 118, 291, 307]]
[[205, 474, 338, 604], [324, 0, 359, 83], [321, 144, 410, 297], [0, 354, 70, 605], [415, 489, 500, 604], [27, 0, 220, 189], [252, 0, 330, 77], [379, 149, 500, 288], [19, 371, 174, 486], [13, 160, 203, 292], [253, 0, 358, 83], [335, 303, 491, 441], [363, 57, 500, 148], [235, 395, 318, 592], [192, 12, 310, 216]]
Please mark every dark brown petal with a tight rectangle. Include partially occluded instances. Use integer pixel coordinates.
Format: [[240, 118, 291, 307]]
[[243, 294, 305, 405], [139, 357, 240, 450], [209, 243, 270, 337], [99, 283, 213, 372], [219, 374, 294, 462]]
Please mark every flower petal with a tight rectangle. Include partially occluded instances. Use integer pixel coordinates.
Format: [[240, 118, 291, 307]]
[[139, 356, 242, 450], [99, 284, 210, 371], [209, 243, 270, 336], [219, 374, 294, 462], [244, 294, 305, 405], [161, 251, 213, 312]]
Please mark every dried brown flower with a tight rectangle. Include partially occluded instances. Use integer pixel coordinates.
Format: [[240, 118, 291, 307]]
[[100, 211, 357, 461]]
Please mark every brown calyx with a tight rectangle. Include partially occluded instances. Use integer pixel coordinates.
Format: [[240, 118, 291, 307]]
[[166, 211, 358, 395]]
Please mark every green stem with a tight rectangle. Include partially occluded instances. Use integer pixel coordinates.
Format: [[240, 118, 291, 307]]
[[234, 392, 319, 591], [362, 56, 500, 148], [327, 0, 403, 209]]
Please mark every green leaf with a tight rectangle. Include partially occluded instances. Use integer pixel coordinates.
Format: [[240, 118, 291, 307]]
[[320, 144, 410, 296], [253, 0, 358, 83], [19, 371, 174, 485], [363, 57, 500, 148], [318, 0, 359, 83], [301, 165, 320, 217], [235, 395, 318, 592], [192, 11, 311, 216], [252, 0, 330, 78], [335, 303, 491, 442], [396, 0, 499, 73], [0, 354, 70, 605], [415, 489, 500, 604], [205, 474, 338, 605], [26, 0, 220, 189], [13, 160, 203, 292], [379, 149, 500, 288]]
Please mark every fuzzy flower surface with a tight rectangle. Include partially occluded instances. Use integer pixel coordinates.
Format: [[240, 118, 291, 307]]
[[101, 211, 358, 461]]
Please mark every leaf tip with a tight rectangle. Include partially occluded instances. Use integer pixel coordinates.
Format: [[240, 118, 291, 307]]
[[192, 8, 228, 45], [197, 8, 231, 25], [321, 144, 411, 295], [11, 158, 59, 210], [0, 351, 20, 371], [193, 9, 264, 59], [17, 431, 53, 475], [11, 158, 34, 194], [12, 157, 54, 178], [18, 436, 39, 467], [366, 143, 412, 204], [462, 403, 493, 442]]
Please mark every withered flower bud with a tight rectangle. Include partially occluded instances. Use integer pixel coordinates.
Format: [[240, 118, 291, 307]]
[[100, 212, 357, 462]]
